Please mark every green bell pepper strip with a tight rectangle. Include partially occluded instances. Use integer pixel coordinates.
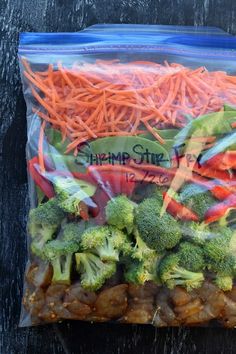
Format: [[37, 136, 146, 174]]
[[175, 110, 236, 148]]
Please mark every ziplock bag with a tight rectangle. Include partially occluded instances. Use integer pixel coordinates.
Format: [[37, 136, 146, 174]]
[[19, 27, 236, 327]]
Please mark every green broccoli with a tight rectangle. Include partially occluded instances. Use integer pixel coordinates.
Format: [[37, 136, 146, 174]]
[[41, 222, 84, 284], [142, 252, 162, 284], [53, 175, 96, 216], [28, 198, 65, 258], [204, 228, 236, 263], [134, 183, 166, 202], [81, 225, 132, 262], [131, 228, 157, 261], [124, 253, 161, 285], [135, 197, 182, 252], [181, 222, 212, 245], [214, 274, 233, 291], [208, 254, 236, 275], [123, 226, 163, 285], [207, 253, 235, 291], [124, 260, 150, 285], [179, 183, 216, 220], [177, 241, 205, 272], [75, 252, 116, 291], [62, 221, 87, 242], [43, 236, 80, 284], [105, 195, 136, 234], [158, 253, 204, 291]]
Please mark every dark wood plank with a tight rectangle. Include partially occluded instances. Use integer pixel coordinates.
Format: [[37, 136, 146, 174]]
[[1, 0, 236, 353]]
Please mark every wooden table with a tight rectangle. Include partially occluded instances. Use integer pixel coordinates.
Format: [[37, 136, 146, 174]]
[[1, 1, 236, 353]]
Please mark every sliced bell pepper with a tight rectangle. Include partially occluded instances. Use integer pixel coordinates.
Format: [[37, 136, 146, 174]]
[[191, 164, 232, 181], [129, 162, 215, 190], [87, 165, 136, 197], [204, 151, 236, 171], [28, 157, 55, 199], [204, 194, 236, 224], [210, 185, 232, 200], [78, 201, 89, 221], [82, 197, 100, 218], [163, 192, 199, 222], [91, 187, 111, 225]]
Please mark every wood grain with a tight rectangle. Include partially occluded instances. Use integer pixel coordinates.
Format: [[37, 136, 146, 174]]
[[1, 0, 236, 353]]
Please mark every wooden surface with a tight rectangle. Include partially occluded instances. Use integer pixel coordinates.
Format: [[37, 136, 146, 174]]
[[1, 0, 236, 353]]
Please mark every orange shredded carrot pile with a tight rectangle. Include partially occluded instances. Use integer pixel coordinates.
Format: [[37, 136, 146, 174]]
[[22, 58, 236, 154]]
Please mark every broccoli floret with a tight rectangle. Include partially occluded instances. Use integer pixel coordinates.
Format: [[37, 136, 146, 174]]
[[158, 254, 204, 291], [81, 225, 132, 262], [208, 253, 235, 291], [105, 195, 136, 234], [29, 198, 64, 239], [53, 175, 96, 216], [43, 237, 80, 284], [28, 198, 65, 258], [142, 252, 162, 284], [179, 184, 216, 220], [207, 252, 236, 275], [204, 228, 235, 263], [181, 222, 212, 245], [208, 255, 234, 291], [123, 227, 162, 285], [177, 241, 205, 272], [214, 274, 233, 291], [75, 252, 116, 291], [135, 198, 182, 252], [124, 260, 150, 285], [134, 184, 165, 201], [62, 221, 86, 243], [132, 227, 157, 261], [124, 254, 161, 285], [38, 221, 83, 284]]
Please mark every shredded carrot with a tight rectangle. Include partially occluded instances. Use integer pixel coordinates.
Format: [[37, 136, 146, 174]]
[[22, 59, 236, 154], [142, 120, 164, 144], [38, 120, 46, 174]]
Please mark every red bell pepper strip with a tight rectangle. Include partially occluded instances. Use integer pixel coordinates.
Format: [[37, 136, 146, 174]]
[[163, 192, 199, 221], [191, 164, 232, 181], [87, 165, 136, 197], [171, 153, 233, 181], [129, 161, 172, 178], [204, 151, 236, 171], [91, 187, 111, 225], [129, 162, 215, 190], [210, 185, 232, 200], [204, 194, 236, 224], [88, 164, 145, 183], [79, 201, 89, 221], [28, 157, 55, 199], [82, 197, 100, 218]]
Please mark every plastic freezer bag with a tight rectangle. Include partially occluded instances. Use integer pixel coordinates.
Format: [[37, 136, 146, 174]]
[[19, 28, 236, 327]]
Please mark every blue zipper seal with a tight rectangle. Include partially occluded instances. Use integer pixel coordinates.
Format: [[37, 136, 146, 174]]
[[19, 31, 236, 60]]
